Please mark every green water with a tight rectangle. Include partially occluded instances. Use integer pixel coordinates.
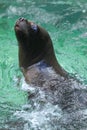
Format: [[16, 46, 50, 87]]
[[0, 0, 87, 129]]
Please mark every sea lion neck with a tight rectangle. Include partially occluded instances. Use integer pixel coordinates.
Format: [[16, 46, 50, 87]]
[[18, 42, 47, 68], [14, 18, 68, 77]]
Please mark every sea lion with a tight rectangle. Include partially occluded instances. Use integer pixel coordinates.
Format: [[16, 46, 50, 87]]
[[14, 18, 87, 130], [14, 18, 68, 84]]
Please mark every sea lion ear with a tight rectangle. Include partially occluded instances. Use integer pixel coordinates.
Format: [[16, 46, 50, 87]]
[[31, 23, 38, 32]]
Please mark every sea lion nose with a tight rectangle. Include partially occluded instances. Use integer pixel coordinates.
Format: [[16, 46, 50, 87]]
[[18, 17, 25, 22]]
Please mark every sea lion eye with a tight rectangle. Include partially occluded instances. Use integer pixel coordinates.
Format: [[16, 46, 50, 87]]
[[31, 23, 38, 32]]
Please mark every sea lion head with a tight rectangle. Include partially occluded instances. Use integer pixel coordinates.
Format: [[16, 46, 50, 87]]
[[14, 18, 68, 77], [15, 18, 39, 44]]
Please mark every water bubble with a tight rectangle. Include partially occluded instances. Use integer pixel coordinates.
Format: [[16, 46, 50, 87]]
[[82, 10, 86, 13]]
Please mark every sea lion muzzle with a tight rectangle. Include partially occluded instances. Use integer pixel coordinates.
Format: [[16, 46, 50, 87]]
[[15, 18, 29, 33]]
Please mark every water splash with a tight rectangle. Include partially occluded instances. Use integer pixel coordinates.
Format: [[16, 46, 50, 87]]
[[0, 0, 87, 130]]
